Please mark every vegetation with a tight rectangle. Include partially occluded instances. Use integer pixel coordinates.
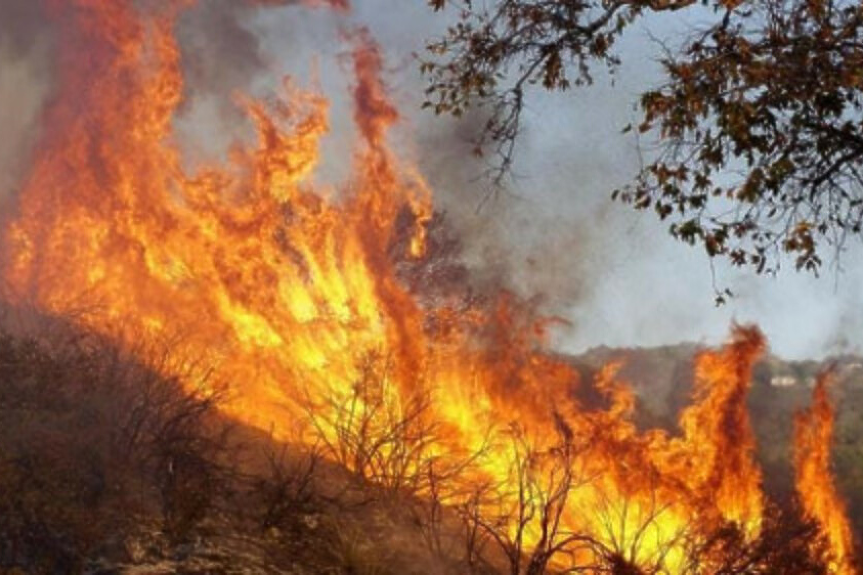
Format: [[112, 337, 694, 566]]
[[424, 0, 863, 287], [0, 311, 417, 573], [0, 314, 234, 571], [0, 308, 856, 573]]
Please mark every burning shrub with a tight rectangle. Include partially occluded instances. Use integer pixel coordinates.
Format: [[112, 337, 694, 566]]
[[301, 351, 444, 499], [0, 1, 858, 572], [681, 505, 831, 575], [456, 418, 604, 575]]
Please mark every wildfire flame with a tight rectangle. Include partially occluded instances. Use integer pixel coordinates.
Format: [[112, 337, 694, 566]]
[[794, 373, 855, 574], [0, 1, 855, 572]]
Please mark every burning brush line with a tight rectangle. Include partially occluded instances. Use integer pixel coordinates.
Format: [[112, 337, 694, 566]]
[[0, 1, 854, 572]]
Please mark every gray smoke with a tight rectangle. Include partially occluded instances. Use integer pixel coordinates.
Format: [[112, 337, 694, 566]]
[[2, 0, 860, 360], [287, 1, 863, 361], [0, 1, 53, 211]]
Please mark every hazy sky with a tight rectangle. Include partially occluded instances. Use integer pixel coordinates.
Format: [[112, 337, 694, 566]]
[[2, 1, 861, 360], [249, 1, 863, 360]]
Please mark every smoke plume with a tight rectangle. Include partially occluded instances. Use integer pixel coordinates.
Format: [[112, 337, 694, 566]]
[[2, 0, 861, 360]]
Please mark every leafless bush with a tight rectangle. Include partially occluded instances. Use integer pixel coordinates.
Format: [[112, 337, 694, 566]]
[[584, 477, 689, 574], [250, 432, 324, 533], [413, 460, 459, 566], [457, 417, 604, 575], [406, 455, 498, 575], [0, 318, 235, 567], [118, 339, 234, 544], [328, 519, 394, 575], [302, 352, 449, 500], [678, 504, 830, 575]]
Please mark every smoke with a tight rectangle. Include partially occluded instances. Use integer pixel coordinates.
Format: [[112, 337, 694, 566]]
[[331, 2, 646, 331], [178, 2, 271, 112], [173, 0, 340, 164], [0, 1, 53, 210], [176, 1, 345, 115], [0, 1, 48, 58], [3, 0, 860, 360], [310, 1, 598, 314], [296, 2, 863, 361]]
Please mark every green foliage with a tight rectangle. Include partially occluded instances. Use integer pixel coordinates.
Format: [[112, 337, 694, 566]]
[[423, 0, 652, 174]]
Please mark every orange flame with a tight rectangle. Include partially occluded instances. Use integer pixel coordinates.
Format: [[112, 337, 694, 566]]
[[677, 325, 764, 530], [794, 372, 855, 574], [0, 1, 855, 572]]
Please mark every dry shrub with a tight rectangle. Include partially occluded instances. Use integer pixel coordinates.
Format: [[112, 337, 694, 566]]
[[455, 418, 603, 575], [302, 352, 449, 500], [0, 315, 234, 569], [250, 432, 324, 534], [680, 504, 830, 575]]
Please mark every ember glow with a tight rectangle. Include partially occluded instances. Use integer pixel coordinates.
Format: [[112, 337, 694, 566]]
[[0, 1, 855, 572]]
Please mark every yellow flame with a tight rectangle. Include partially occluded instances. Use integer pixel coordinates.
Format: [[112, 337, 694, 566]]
[[0, 2, 854, 572]]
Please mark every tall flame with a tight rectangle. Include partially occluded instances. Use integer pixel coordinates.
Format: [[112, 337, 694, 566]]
[[0, 1, 855, 572], [676, 325, 764, 530], [794, 373, 855, 574]]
